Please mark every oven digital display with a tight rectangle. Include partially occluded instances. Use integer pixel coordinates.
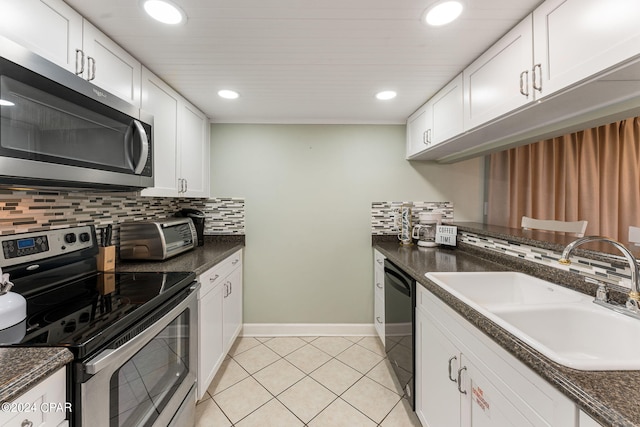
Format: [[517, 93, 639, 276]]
[[17, 238, 35, 249]]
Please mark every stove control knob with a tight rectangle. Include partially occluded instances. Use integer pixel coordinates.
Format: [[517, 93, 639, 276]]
[[79, 232, 91, 243], [64, 233, 77, 244]]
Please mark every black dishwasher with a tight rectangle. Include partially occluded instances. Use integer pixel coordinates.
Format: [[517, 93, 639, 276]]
[[384, 259, 416, 409]]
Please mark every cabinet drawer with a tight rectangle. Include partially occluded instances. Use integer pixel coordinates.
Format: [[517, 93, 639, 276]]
[[0, 367, 67, 426], [199, 250, 242, 295]]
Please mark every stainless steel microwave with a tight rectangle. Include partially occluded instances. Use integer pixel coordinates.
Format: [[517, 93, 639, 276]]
[[0, 36, 153, 191]]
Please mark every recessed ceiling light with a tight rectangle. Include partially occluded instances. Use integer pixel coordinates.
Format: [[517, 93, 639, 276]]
[[142, 0, 186, 25], [376, 91, 397, 100], [0, 99, 15, 106], [218, 90, 239, 99], [423, 0, 464, 26]]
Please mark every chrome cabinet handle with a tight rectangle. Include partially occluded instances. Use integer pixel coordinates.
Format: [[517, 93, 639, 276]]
[[75, 49, 85, 75], [426, 129, 432, 145], [232, 259, 239, 265], [184, 178, 188, 193], [87, 56, 96, 81], [376, 282, 383, 289], [209, 274, 219, 282], [376, 259, 383, 265], [448, 356, 457, 382], [519, 70, 529, 97], [532, 63, 542, 93], [422, 130, 428, 145], [457, 366, 467, 394], [376, 316, 383, 324]]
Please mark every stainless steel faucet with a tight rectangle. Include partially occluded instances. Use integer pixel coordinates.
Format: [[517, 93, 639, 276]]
[[559, 236, 640, 319]]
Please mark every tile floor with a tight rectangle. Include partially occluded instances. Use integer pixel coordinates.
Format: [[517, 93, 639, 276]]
[[196, 336, 422, 427]]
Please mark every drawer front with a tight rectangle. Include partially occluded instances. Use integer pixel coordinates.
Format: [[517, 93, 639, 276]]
[[199, 249, 243, 295]]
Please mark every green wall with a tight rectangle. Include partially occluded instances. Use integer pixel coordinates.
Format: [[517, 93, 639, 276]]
[[210, 124, 484, 324]]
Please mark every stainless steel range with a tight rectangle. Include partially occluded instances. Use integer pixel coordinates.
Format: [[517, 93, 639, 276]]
[[0, 225, 199, 427]]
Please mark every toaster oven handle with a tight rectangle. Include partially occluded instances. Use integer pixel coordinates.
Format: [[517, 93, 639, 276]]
[[132, 119, 149, 175]]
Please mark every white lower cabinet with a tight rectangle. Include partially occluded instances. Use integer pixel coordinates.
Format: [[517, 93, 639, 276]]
[[222, 266, 243, 350], [0, 367, 68, 427], [373, 250, 386, 345], [197, 250, 243, 400], [416, 286, 576, 427]]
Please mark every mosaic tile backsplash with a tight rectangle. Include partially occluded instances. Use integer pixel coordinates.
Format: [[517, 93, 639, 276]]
[[0, 190, 245, 245], [460, 231, 634, 291], [371, 201, 453, 235]]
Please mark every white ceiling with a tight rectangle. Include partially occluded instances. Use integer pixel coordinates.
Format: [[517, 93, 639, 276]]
[[64, 0, 543, 124]]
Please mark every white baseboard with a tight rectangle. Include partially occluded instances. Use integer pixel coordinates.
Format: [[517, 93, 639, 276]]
[[241, 323, 377, 337]]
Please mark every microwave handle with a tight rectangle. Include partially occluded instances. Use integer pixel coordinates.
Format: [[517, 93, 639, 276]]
[[132, 119, 149, 175]]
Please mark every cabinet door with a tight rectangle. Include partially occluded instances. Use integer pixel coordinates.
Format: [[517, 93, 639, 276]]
[[406, 102, 432, 158], [415, 307, 461, 427], [198, 284, 224, 400], [463, 359, 536, 427], [140, 68, 180, 197], [533, 0, 640, 98], [373, 250, 385, 345], [463, 15, 534, 130], [0, 0, 82, 73], [179, 100, 210, 198], [223, 267, 243, 352], [81, 20, 141, 106], [432, 73, 464, 146]]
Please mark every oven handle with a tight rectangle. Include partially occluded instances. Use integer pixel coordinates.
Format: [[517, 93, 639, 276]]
[[84, 283, 199, 375]]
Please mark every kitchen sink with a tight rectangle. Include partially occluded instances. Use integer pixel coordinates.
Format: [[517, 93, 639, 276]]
[[426, 272, 586, 308], [425, 271, 640, 370], [491, 305, 640, 370]]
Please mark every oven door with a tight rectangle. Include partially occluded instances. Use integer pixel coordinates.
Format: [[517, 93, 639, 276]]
[[78, 284, 199, 427]]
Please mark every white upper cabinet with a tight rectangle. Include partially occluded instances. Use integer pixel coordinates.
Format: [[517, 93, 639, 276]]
[[0, 0, 141, 106], [533, 0, 640, 98], [0, 0, 82, 73], [431, 73, 464, 145], [179, 101, 210, 198], [407, 73, 464, 158], [413, 0, 640, 162], [81, 20, 141, 107], [406, 103, 432, 158], [140, 68, 179, 197], [141, 67, 210, 198], [463, 16, 534, 130]]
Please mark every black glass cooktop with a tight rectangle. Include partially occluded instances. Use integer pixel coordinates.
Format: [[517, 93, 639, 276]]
[[7, 271, 194, 358]]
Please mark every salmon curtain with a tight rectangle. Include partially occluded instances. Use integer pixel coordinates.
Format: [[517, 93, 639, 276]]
[[487, 117, 640, 242]]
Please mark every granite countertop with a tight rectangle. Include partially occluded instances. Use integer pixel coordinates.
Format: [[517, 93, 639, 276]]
[[374, 240, 640, 427], [0, 347, 73, 403], [116, 236, 245, 276]]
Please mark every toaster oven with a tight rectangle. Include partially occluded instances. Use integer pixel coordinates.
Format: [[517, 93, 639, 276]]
[[120, 218, 197, 260]]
